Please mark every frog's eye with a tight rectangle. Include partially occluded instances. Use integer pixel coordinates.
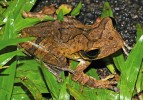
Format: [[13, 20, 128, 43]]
[[79, 49, 100, 60]]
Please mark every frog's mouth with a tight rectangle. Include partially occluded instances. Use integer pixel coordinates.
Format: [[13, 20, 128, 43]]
[[79, 49, 100, 60]]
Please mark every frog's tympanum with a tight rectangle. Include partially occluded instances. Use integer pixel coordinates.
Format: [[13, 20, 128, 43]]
[[20, 5, 124, 89]]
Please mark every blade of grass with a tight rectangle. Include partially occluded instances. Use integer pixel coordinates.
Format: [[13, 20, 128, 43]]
[[2, 0, 37, 39], [86, 68, 100, 79], [0, 37, 33, 50], [14, 0, 37, 24], [0, 61, 17, 100], [82, 88, 119, 100], [56, 4, 72, 15], [113, 51, 125, 72], [15, 16, 54, 32], [67, 85, 89, 100], [101, 2, 113, 18], [3, 0, 36, 20], [2, 13, 14, 39], [0, 66, 9, 69], [71, 1, 82, 16], [40, 63, 62, 99], [0, 49, 24, 66], [94, 89, 119, 100], [58, 77, 70, 100], [12, 86, 31, 100], [135, 23, 143, 41], [120, 35, 143, 100], [19, 77, 42, 100], [57, 9, 64, 21], [135, 61, 143, 99], [15, 59, 49, 93]]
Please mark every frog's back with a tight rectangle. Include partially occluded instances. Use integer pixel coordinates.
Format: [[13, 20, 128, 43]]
[[20, 18, 89, 66], [22, 18, 89, 53]]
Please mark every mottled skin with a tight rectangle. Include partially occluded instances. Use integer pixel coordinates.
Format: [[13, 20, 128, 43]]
[[20, 9, 123, 88]]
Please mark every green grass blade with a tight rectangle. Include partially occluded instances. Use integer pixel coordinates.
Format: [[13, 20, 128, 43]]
[[94, 89, 119, 100], [135, 23, 143, 41], [71, 1, 82, 16], [2, 0, 36, 39], [120, 35, 143, 100], [57, 9, 64, 21], [12, 86, 31, 100], [40, 63, 61, 99], [0, 49, 24, 66], [15, 18, 42, 32], [86, 68, 100, 79], [3, 0, 36, 20], [58, 77, 70, 100], [13, 0, 37, 24], [0, 61, 17, 100], [2, 13, 14, 39], [15, 59, 49, 95], [101, 2, 113, 18], [67, 85, 89, 100], [15, 16, 54, 32], [103, 57, 117, 74], [135, 61, 143, 99], [56, 4, 72, 15], [113, 51, 125, 72], [20, 77, 42, 100], [0, 37, 33, 50], [82, 88, 119, 100]]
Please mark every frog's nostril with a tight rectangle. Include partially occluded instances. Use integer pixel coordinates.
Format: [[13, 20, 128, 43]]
[[79, 49, 100, 60]]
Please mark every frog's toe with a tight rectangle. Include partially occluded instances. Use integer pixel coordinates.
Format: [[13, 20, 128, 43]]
[[57, 76, 63, 82]]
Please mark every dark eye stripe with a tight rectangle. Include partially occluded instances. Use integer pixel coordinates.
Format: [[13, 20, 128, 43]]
[[79, 49, 100, 60]]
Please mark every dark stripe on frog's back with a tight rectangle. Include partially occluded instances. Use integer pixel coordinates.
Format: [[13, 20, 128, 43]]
[[57, 26, 84, 43]]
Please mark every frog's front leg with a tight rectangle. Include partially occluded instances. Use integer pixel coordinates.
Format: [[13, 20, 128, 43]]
[[72, 59, 117, 89]]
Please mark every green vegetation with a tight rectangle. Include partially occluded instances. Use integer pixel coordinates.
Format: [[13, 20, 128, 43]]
[[0, 1, 143, 100]]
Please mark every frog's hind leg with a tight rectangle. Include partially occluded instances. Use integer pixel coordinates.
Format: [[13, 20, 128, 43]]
[[73, 72, 117, 90], [72, 59, 117, 90]]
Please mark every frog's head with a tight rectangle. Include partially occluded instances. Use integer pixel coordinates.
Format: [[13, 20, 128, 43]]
[[79, 17, 124, 60]]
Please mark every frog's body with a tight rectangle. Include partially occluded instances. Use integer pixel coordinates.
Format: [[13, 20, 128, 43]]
[[20, 6, 123, 89]]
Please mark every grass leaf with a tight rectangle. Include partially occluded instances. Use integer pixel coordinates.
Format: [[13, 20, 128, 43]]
[[119, 35, 143, 100], [40, 63, 62, 99], [0, 49, 24, 66], [56, 4, 72, 15], [135, 61, 143, 99], [19, 77, 42, 100], [57, 9, 64, 21], [0, 61, 17, 100], [0, 37, 33, 50], [71, 1, 82, 16], [2, 0, 37, 39], [15, 16, 54, 32], [113, 51, 125, 72], [67, 85, 89, 100], [58, 77, 70, 100], [135, 23, 143, 41], [101, 2, 113, 18]]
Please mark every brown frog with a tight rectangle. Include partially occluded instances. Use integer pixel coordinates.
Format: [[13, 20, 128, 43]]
[[20, 5, 124, 89]]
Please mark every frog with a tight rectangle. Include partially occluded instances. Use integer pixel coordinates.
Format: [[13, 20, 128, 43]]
[[19, 5, 124, 89]]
